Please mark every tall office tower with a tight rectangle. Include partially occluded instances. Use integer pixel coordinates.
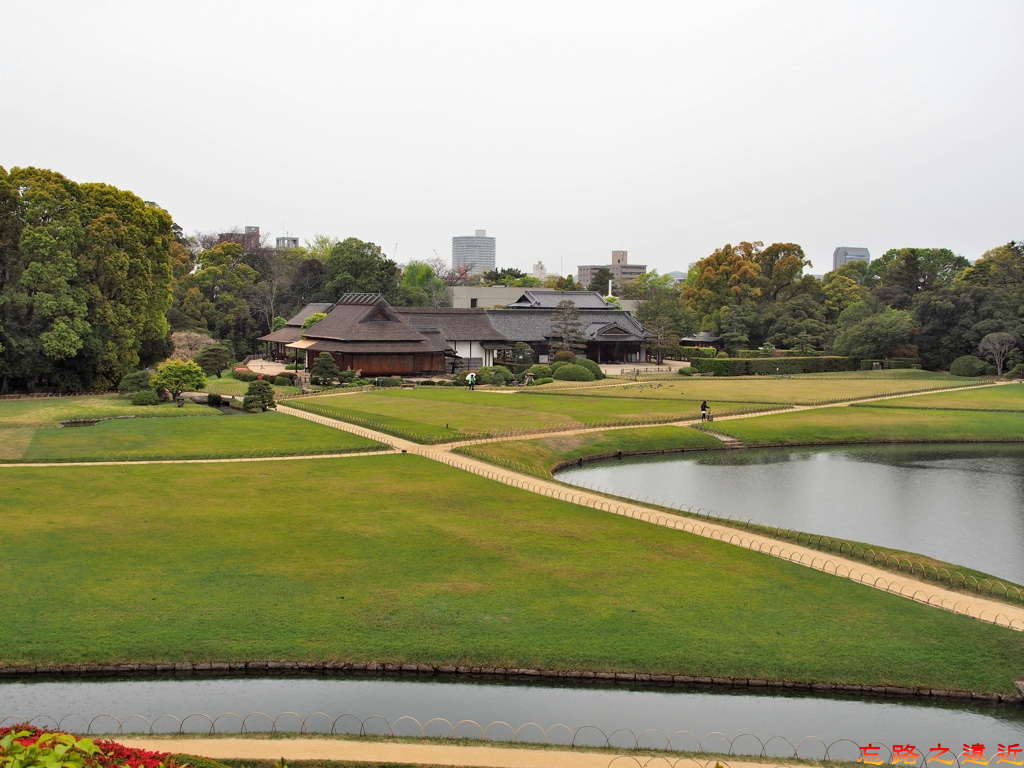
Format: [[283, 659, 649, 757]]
[[276, 236, 300, 250], [452, 229, 496, 276], [833, 247, 871, 271]]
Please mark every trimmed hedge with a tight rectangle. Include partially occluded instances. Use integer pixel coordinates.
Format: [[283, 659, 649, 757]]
[[575, 358, 605, 380], [130, 389, 160, 406], [532, 377, 554, 385], [694, 356, 857, 376], [553, 363, 595, 382], [477, 365, 515, 386], [860, 358, 921, 370], [375, 376, 403, 387], [680, 346, 718, 359], [950, 355, 988, 377], [552, 350, 578, 363], [529, 364, 553, 379]]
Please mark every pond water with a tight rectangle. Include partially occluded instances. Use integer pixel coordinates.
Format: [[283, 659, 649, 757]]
[[2, 676, 1023, 758], [556, 444, 1024, 584]]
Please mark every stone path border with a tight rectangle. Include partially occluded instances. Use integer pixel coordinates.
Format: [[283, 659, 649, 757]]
[[275, 400, 1024, 632], [117, 737, 804, 768]]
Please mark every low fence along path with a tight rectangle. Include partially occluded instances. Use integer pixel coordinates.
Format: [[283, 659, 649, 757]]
[[275, 401, 1024, 632]]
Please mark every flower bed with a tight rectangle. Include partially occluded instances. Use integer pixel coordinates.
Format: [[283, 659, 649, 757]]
[[0, 725, 178, 768]]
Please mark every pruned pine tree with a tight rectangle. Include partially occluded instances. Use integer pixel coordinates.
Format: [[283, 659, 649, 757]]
[[551, 299, 585, 352]]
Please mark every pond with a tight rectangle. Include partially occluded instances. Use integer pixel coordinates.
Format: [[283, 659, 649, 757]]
[[555, 444, 1024, 584], [2, 676, 1023, 759]]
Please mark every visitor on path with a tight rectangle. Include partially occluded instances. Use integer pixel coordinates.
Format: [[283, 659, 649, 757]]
[[700, 400, 708, 421], [467, 372, 476, 391]]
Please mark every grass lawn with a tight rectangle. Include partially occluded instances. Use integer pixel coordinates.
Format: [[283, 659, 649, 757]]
[[291, 389, 770, 442], [701, 406, 1024, 445], [3, 455, 1024, 693], [533, 370, 983, 406], [0, 395, 219, 429], [855, 382, 1024, 412], [205, 376, 301, 397], [3, 411, 383, 462], [456, 425, 723, 476]]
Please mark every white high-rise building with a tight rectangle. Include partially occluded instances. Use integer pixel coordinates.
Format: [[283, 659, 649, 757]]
[[833, 247, 870, 271], [531, 260, 548, 280], [452, 229, 496, 276]]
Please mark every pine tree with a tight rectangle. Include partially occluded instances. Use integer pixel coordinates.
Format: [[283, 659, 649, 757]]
[[550, 299, 585, 352], [310, 352, 342, 385]]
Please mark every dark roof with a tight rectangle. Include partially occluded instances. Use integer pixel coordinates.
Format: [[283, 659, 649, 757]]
[[393, 308, 509, 341], [486, 308, 646, 343], [305, 340, 447, 355], [258, 326, 302, 343], [506, 290, 615, 310], [301, 296, 448, 352], [286, 302, 335, 327]]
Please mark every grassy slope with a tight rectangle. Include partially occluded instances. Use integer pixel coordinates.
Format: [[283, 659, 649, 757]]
[[702, 406, 1024, 445], [15, 411, 381, 461], [293, 389, 767, 441], [205, 376, 301, 396], [3, 455, 1024, 693], [456, 426, 723, 476], [856, 383, 1024, 411], [0, 396, 219, 429], [533, 371, 980, 405]]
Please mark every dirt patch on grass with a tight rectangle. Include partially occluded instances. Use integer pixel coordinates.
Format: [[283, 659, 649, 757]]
[[540, 434, 586, 451], [0, 429, 35, 460]]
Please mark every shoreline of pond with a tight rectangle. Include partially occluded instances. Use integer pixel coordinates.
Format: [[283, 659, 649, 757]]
[[1, 661, 1022, 705]]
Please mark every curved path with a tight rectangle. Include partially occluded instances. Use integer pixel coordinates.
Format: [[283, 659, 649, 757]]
[[119, 736, 794, 768], [276, 401, 1024, 631]]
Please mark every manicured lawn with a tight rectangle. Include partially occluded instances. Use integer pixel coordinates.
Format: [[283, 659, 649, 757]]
[[6, 411, 383, 462], [291, 389, 769, 442], [702, 406, 1024, 445], [856, 382, 1024, 412], [205, 376, 301, 397], [0, 395, 218, 429], [456, 425, 723, 476], [2, 455, 1024, 693], [535, 370, 982, 406]]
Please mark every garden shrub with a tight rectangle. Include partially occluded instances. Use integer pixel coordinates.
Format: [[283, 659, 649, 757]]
[[418, 380, 436, 386], [553, 363, 595, 382], [271, 376, 290, 386], [575, 358, 605, 379], [680, 346, 717, 359], [310, 352, 342, 385], [528, 364, 553, 379], [477, 365, 515, 386], [678, 366, 694, 376], [276, 371, 298, 381], [243, 380, 276, 411], [532, 377, 554, 385], [950, 355, 988, 377], [234, 371, 259, 383], [1007, 363, 1024, 379], [130, 389, 160, 406], [375, 376, 402, 387], [338, 368, 358, 383], [207, 393, 223, 408], [550, 361, 568, 373], [552, 350, 578, 363], [716, 351, 729, 358], [118, 370, 152, 394], [985, 365, 998, 375], [436, 379, 452, 386]]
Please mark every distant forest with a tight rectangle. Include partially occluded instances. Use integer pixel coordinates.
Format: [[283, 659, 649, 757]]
[[1, 167, 1021, 391]]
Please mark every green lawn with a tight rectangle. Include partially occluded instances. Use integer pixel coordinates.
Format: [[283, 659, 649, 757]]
[[701, 406, 1024, 445], [856, 382, 1024, 412], [4, 411, 383, 462], [0, 395, 219, 429], [291, 389, 770, 442], [457, 425, 723, 476], [2, 455, 1023, 693], [205, 376, 301, 397], [533, 370, 982, 405]]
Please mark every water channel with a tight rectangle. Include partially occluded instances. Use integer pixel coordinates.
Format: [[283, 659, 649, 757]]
[[556, 444, 1024, 585], [2, 676, 1023, 758]]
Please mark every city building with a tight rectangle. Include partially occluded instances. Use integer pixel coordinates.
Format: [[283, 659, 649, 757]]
[[452, 229, 496, 276], [577, 250, 647, 289], [218, 225, 263, 252], [833, 247, 871, 271], [276, 236, 300, 250], [448, 286, 526, 309], [531, 260, 548, 280]]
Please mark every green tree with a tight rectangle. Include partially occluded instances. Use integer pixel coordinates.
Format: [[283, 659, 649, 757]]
[[550, 299, 585, 351], [400, 261, 448, 306], [645, 315, 681, 364], [272, 316, 287, 331], [587, 267, 615, 293], [324, 238, 401, 302], [978, 332, 1018, 375], [153, 359, 207, 399], [301, 312, 327, 330], [310, 351, 341, 385], [833, 308, 916, 359], [243, 378, 276, 411], [193, 344, 232, 377], [868, 248, 970, 295], [511, 341, 534, 374]]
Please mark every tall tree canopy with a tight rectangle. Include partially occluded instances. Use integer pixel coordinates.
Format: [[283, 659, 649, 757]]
[[0, 167, 174, 392]]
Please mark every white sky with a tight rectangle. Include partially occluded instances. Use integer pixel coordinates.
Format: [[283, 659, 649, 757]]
[[2, 1, 1022, 276]]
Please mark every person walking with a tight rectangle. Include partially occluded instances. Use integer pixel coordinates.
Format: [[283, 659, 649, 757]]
[[467, 372, 476, 391], [700, 400, 708, 421]]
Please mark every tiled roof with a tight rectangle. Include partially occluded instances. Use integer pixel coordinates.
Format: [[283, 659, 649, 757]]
[[393, 308, 509, 341], [336, 293, 384, 305], [506, 290, 615, 310], [486, 309, 646, 343]]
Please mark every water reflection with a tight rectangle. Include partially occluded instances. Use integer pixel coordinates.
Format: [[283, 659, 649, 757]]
[[1, 676, 1023, 758], [557, 444, 1024, 583]]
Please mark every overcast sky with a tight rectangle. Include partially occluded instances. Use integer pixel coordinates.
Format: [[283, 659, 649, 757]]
[[2, 1, 1022, 276]]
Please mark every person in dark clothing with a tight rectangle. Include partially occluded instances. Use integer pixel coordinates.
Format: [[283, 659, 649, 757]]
[[700, 400, 708, 421]]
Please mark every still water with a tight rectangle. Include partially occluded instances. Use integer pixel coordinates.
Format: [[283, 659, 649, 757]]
[[556, 444, 1024, 584], [2, 676, 1023, 758]]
